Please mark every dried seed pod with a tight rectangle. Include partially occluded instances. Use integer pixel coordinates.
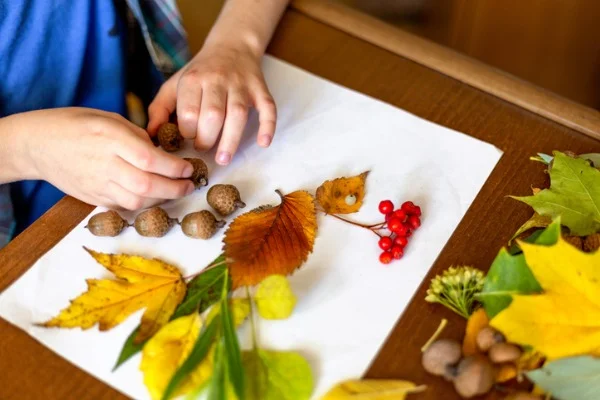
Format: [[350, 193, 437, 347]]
[[489, 342, 522, 364], [421, 339, 462, 377], [476, 326, 505, 352], [562, 234, 584, 250], [180, 210, 225, 239], [451, 355, 495, 398], [157, 122, 183, 152], [85, 210, 128, 237], [183, 157, 209, 188], [134, 207, 177, 237], [584, 233, 600, 252], [207, 184, 246, 216]]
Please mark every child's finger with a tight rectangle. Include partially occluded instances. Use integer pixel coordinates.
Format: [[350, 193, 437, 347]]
[[106, 181, 158, 211], [252, 83, 277, 148], [148, 77, 178, 136], [176, 72, 203, 139], [196, 84, 227, 152], [214, 89, 249, 165]]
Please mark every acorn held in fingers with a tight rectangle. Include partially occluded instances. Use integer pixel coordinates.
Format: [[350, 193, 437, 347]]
[[180, 210, 225, 239], [157, 122, 183, 152], [85, 210, 129, 237], [184, 157, 209, 188], [207, 184, 246, 216], [134, 207, 177, 237]]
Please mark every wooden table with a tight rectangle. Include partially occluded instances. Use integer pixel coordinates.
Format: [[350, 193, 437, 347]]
[[1, 2, 599, 399]]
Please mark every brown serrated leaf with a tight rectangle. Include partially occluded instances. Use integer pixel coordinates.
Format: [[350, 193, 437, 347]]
[[40, 248, 186, 344], [223, 190, 317, 288], [316, 171, 369, 214]]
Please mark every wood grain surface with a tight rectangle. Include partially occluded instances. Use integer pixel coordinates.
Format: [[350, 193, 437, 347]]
[[1, 4, 599, 400], [292, 0, 600, 142]]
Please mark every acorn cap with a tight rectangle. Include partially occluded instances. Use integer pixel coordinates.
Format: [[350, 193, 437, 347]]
[[157, 123, 183, 152], [207, 184, 246, 216]]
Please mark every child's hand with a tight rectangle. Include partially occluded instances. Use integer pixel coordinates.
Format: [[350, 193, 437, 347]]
[[147, 41, 277, 166], [5, 108, 194, 210]]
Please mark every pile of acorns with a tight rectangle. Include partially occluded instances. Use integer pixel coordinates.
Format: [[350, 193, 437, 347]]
[[85, 123, 246, 240], [422, 325, 543, 399], [563, 232, 600, 252]]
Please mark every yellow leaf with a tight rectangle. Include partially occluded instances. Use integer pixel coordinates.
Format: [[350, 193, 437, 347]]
[[490, 237, 600, 359], [40, 248, 186, 343], [255, 275, 297, 320], [316, 171, 369, 214], [140, 313, 213, 400], [321, 379, 426, 399], [223, 190, 317, 289], [206, 298, 251, 327], [462, 308, 489, 356]]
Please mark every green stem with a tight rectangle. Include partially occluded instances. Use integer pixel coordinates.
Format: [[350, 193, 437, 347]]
[[246, 287, 259, 350]]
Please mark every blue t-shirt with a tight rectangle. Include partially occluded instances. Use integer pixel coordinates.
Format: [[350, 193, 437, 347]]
[[1, 0, 130, 234]]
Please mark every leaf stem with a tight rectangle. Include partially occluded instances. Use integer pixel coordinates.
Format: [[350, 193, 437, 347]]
[[421, 318, 448, 352], [184, 256, 228, 281], [246, 287, 259, 350], [322, 212, 386, 238]]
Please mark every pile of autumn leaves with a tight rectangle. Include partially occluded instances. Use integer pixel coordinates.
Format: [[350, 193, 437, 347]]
[[37, 172, 391, 400], [426, 151, 600, 400]]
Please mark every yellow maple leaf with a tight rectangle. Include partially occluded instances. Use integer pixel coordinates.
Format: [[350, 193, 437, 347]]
[[316, 171, 369, 214], [223, 190, 317, 289], [40, 248, 186, 344], [140, 299, 251, 399], [490, 237, 600, 360], [255, 275, 297, 320], [321, 379, 425, 399]]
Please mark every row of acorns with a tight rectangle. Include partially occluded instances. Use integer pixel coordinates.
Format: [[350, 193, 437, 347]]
[[85, 183, 245, 240], [422, 323, 542, 399]]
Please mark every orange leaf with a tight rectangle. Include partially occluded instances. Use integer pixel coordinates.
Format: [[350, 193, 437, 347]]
[[462, 308, 489, 356], [223, 190, 317, 288], [495, 364, 517, 383], [316, 171, 369, 214]]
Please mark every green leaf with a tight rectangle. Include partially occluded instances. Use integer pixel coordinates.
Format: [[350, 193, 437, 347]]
[[206, 341, 227, 400], [113, 256, 227, 371], [172, 258, 228, 320], [580, 153, 600, 167], [512, 151, 600, 236], [220, 273, 245, 400], [113, 326, 144, 371], [510, 213, 552, 243], [477, 220, 561, 318], [242, 349, 314, 400], [527, 356, 600, 400], [161, 317, 220, 400]]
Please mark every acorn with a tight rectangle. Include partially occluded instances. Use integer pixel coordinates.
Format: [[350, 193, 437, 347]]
[[562, 234, 583, 250], [207, 184, 246, 216], [85, 210, 128, 237], [488, 342, 522, 364], [449, 355, 495, 398], [180, 210, 225, 239], [157, 122, 183, 152], [183, 157, 209, 188], [476, 326, 505, 352], [421, 339, 462, 378], [584, 233, 600, 252], [134, 207, 177, 237]]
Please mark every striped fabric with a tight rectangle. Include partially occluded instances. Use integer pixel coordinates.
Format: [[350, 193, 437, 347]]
[[0, 0, 190, 249]]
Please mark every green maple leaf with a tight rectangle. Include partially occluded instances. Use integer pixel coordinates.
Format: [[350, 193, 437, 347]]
[[512, 151, 600, 236]]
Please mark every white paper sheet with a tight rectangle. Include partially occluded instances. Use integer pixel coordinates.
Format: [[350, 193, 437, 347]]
[[0, 56, 502, 399]]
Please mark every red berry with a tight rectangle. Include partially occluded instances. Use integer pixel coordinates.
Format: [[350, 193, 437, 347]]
[[388, 217, 403, 233], [385, 212, 394, 223], [394, 223, 410, 236], [379, 251, 393, 264], [394, 235, 408, 247], [411, 205, 422, 217], [379, 200, 394, 215], [406, 229, 413, 238], [408, 215, 421, 230], [391, 246, 404, 259], [378, 236, 393, 250], [401, 201, 415, 213], [393, 209, 407, 222]]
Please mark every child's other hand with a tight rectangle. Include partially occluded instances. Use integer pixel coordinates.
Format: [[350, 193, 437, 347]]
[[11, 108, 194, 210], [147, 41, 277, 166]]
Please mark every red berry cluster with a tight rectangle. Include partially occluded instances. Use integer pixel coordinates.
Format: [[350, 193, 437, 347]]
[[377, 200, 422, 264]]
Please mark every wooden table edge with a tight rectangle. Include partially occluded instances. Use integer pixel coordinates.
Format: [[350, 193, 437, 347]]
[[291, 0, 600, 142]]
